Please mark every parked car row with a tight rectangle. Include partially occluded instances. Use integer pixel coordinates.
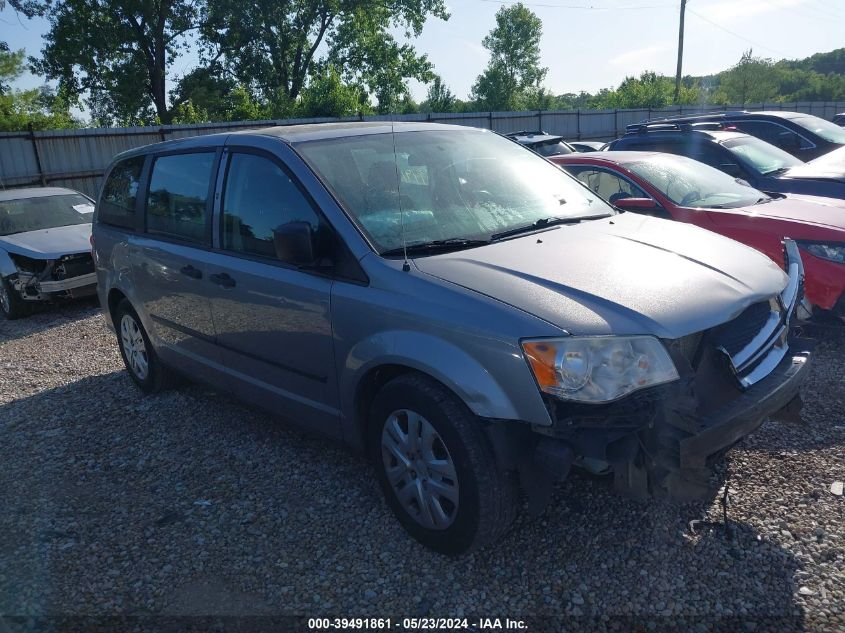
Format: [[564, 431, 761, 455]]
[[2, 116, 837, 555]]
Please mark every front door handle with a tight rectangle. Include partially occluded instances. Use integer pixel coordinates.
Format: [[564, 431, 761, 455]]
[[180, 265, 202, 279], [209, 272, 236, 288]]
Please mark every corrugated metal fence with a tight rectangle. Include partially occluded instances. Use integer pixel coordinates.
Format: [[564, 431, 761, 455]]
[[2, 101, 844, 199]]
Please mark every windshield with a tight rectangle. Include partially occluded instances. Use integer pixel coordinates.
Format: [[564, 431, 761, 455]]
[[0, 194, 93, 236], [792, 115, 845, 144], [297, 129, 612, 254], [533, 140, 574, 157], [722, 136, 803, 175], [626, 154, 767, 208]]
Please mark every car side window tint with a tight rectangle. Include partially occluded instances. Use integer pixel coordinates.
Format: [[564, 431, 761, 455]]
[[222, 153, 321, 261], [687, 143, 729, 169], [146, 152, 215, 244], [571, 168, 648, 203], [99, 156, 145, 227], [735, 121, 812, 151]]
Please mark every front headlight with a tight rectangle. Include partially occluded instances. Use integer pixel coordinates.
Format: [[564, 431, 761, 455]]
[[798, 242, 845, 264], [522, 336, 679, 403]]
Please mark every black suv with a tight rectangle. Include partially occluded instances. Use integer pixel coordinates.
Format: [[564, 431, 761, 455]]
[[606, 122, 845, 200], [639, 111, 845, 161]]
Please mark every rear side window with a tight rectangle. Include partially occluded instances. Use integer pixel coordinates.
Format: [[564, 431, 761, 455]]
[[222, 153, 320, 260], [733, 121, 812, 151], [99, 156, 144, 227], [146, 152, 215, 244]]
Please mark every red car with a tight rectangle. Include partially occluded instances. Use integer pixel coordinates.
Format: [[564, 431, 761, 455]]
[[551, 152, 845, 321]]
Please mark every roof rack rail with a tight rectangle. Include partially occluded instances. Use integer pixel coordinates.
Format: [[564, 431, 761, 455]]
[[641, 110, 750, 124], [624, 120, 726, 134]]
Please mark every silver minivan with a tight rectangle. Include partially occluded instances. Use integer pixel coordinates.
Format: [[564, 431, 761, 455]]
[[93, 122, 812, 554]]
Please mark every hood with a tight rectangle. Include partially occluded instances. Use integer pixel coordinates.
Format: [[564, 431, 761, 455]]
[[0, 223, 92, 259], [784, 147, 845, 182], [739, 195, 845, 231], [414, 213, 788, 339]]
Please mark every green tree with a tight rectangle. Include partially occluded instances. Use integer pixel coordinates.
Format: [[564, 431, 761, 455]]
[[0, 47, 78, 131], [716, 49, 779, 104], [590, 71, 699, 109], [471, 3, 547, 111], [296, 66, 366, 117], [420, 75, 455, 113], [201, 0, 447, 114], [14, 0, 203, 124]]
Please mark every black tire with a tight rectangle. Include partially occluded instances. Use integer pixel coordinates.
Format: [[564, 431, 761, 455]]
[[0, 277, 30, 320], [114, 299, 177, 393], [369, 373, 520, 555]]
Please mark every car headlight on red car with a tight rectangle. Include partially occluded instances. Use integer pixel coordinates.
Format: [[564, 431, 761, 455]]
[[798, 241, 845, 264], [522, 336, 679, 404]]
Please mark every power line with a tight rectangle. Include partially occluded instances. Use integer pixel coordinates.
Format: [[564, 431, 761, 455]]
[[759, 0, 845, 23], [686, 7, 787, 56]]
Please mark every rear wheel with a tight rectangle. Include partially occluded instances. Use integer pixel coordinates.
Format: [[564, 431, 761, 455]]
[[114, 299, 176, 393], [369, 373, 519, 555], [0, 277, 29, 320]]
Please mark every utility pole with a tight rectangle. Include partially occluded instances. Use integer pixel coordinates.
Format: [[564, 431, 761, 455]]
[[674, 0, 687, 103]]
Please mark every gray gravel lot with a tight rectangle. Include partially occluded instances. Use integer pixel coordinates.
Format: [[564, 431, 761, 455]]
[[0, 300, 843, 631]]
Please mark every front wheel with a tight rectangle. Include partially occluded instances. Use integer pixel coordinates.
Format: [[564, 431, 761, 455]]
[[0, 277, 30, 320], [369, 373, 519, 555]]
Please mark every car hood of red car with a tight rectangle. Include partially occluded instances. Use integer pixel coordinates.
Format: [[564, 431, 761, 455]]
[[731, 195, 845, 231]]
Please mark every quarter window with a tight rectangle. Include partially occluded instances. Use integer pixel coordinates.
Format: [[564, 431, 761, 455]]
[[146, 152, 215, 244], [99, 156, 144, 227], [222, 153, 320, 260]]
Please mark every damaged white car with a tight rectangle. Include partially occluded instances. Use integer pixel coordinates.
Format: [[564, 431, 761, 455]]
[[0, 187, 97, 319]]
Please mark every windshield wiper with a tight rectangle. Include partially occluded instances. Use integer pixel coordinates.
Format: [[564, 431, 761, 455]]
[[380, 238, 490, 257], [490, 215, 609, 241]]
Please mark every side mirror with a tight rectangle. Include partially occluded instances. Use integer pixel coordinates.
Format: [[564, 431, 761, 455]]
[[720, 162, 743, 177], [273, 221, 316, 265], [614, 197, 658, 211]]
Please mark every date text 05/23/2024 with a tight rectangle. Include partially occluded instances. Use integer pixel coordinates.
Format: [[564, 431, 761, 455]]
[[308, 618, 528, 630]]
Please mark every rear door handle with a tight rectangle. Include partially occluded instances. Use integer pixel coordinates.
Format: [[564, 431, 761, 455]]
[[180, 265, 202, 279], [209, 272, 236, 288]]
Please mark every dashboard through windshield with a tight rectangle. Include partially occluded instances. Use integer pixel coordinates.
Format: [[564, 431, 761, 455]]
[[296, 129, 612, 254]]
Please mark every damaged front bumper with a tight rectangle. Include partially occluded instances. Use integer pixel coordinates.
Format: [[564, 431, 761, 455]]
[[489, 239, 814, 505], [5, 252, 97, 302]]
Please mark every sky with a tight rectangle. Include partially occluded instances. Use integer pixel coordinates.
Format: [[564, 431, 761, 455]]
[[2, 0, 844, 112]]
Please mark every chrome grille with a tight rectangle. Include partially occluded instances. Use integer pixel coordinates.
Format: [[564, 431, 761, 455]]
[[711, 301, 774, 357], [714, 240, 803, 389]]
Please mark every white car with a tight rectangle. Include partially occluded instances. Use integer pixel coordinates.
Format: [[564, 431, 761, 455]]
[[0, 187, 96, 319]]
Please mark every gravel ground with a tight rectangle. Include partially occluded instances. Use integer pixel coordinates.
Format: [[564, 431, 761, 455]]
[[0, 300, 843, 632]]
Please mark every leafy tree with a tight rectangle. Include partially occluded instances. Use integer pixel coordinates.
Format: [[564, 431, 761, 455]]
[[14, 0, 203, 124], [200, 0, 447, 113], [0, 47, 78, 130], [716, 50, 779, 105], [471, 3, 547, 111], [592, 71, 699, 109], [420, 75, 455, 113], [296, 66, 366, 117]]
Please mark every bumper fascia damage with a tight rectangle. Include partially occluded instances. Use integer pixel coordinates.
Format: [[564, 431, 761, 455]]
[[487, 239, 814, 507], [4, 252, 97, 303]]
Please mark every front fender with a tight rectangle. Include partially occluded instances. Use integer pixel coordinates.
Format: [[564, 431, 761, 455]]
[[340, 330, 549, 446], [0, 249, 17, 278]]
